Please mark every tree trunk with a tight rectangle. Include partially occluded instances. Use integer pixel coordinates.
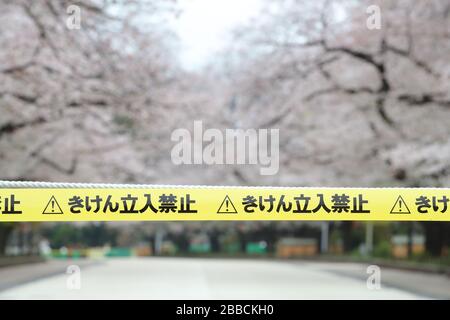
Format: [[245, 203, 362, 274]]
[[341, 222, 353, 253], [407, 222, 413, 258], [422, 222, 447, 256]]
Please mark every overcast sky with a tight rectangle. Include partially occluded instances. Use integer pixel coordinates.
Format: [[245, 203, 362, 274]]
[[172, 0, 262, 70]]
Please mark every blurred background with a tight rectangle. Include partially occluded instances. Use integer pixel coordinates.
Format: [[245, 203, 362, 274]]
[[0, 0, 450, 299]]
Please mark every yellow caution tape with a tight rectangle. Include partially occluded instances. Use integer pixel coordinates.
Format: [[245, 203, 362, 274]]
[[0, 187, 449, 222]]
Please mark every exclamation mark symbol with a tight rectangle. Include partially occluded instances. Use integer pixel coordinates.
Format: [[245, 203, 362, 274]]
[[398, 198, 402, 212], [51, 199, 55, 213], [225, 199, 229, 212]]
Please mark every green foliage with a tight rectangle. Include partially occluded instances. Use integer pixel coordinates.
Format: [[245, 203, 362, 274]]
[[373, 223, 391, 244], [42, 223, 118, 249], [0, 223, 15, 256], [373, 240, 392, 258]]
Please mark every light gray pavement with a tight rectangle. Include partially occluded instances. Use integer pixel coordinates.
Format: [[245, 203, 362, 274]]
[[0, 259, 100, 291], [0, 257, 442, 299], [296, 261, 450, 299]]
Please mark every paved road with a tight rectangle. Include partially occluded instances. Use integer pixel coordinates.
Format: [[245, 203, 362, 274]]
[[0, 257, 445, 299], [0, 259, 99, 292]]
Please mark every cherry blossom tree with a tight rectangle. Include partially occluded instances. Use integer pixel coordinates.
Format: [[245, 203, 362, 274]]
[[221, 0, 450, 253]]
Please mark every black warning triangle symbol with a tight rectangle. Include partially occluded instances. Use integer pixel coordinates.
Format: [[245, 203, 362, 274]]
[[217, 195, 237, 214], [390, 195, 411, 214], [42, 195, 64, 214]]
